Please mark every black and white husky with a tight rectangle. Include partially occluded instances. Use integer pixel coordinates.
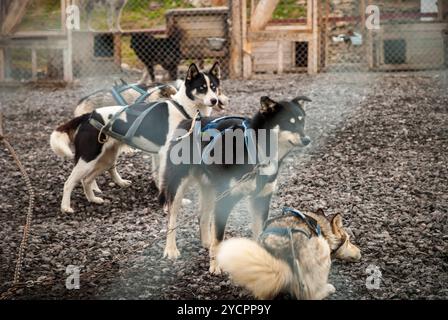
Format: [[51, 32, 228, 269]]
[[158, 95, 312, 273], [50, 63, 225, 213]]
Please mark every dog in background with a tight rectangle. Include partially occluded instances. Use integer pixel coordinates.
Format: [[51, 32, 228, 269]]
[[158, 96, 312, 273], [82, 0, 128, 32], [217, 209, 361, 300], [51, 63, 224, 213], [130, 25, 183, 84]]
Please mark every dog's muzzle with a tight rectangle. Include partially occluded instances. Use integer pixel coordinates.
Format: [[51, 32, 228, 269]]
[[301, 136, 311, 146]]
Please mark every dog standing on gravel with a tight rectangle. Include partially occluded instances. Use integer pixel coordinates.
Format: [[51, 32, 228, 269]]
[[158, 96, 312, 273], [50, 62, 225, 213], [217, 208, 361, 300], [130, 25, 183, 84]]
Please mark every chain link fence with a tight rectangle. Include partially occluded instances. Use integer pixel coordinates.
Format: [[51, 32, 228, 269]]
[[0, 0, 447, 82]]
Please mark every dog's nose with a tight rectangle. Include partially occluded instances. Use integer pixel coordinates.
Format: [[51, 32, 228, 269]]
[[210, 98, 218, 106], [301, 136, 311, 146]]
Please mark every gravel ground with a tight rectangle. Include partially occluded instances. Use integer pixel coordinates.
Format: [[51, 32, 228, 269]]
[[0, 71, 447, 300]]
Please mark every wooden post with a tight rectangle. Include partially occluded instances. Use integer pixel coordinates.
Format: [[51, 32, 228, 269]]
[[230, 0, 243, 78], [0, 48, 4, 81], [4, 48, 11, 80], [31, 49, 37, 81], [62, 0, 73, 82], [241, 0, 252, 79], [277, 41, 283, 74], [367, 0, 374, 69], [114, 32, 122, 67], [308, 0, 318, 74]]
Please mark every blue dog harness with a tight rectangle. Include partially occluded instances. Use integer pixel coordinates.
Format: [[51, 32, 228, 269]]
[[200, 116, 257, 164]]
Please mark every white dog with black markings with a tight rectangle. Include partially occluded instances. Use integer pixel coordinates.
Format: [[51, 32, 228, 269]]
[[50, 62, 227, 213]]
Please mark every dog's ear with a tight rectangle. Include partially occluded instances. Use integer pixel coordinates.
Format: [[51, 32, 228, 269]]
[[186, 63, 200, 81], [331, 214, 343, 233], [209, 61, 221, 80], [292, 96, 312, 107], [260, 96, 277, 114]]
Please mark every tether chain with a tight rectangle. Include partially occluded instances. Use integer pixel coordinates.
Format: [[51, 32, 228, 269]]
[[0, 113, 35, 290], [214, 165, 261, 203]]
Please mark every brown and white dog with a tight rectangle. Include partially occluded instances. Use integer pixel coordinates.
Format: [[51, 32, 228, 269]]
[[50, 63, 227, 213], [217, 208, 361, 300]]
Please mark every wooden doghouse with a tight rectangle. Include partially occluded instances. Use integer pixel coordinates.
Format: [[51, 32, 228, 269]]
[[230, 0, 321, 78], [165, 7, 230, 77]]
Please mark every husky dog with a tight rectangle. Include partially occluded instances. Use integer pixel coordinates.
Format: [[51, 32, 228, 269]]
[[158, 96, 312, 273], [83, 0, 128, 32], [50, 63, 223, 213], [73, 82, 177, 194], [217, 208, 361, 300]]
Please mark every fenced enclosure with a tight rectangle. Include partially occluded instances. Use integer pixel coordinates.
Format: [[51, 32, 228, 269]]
[[1, 0, 448, 301], [0, 0, 447, 83]]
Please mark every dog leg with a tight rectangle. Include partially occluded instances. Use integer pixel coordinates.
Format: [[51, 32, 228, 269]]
[[61, 160, 92, 213], [163, 178, 189, 260], [199, 184, 215, 249], [209, 195, 240, 274], [82, 163, 108, 205], [313, 284, 336, 300], [248, 193, 273, 239], [109, 166, 131, 188], [83, 175, 105, 205], [151, 154, 160, 188], [91, 179, 102, 193], [139, 68, 150, 86]]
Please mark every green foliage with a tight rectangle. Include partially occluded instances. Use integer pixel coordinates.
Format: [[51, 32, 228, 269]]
[[272, 0, 307, 20]]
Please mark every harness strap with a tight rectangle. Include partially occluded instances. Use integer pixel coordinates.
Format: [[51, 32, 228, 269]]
[[259, 225, 310, 299], [201, 116, 255, 164], [171, 100, 192, 120], [282, 207, 321, 237]]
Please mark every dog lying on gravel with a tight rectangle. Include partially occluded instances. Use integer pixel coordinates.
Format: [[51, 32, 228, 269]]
[[158, 96, 312, 273], [50, 63, 226, 213], [217, 208, 361, 300]]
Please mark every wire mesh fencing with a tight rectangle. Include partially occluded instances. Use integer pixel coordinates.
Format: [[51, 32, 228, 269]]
[[0, 0, 447, 83]]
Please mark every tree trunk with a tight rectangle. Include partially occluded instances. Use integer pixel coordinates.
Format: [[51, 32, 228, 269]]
[[1, 0, 31, 35], [249, 0, 280, 32]]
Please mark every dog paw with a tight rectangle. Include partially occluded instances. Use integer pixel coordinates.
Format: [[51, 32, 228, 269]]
[[182, 198, 192, 206], [327, 284, 336, 295], [93, 186, 102, 194], [90, 197, 105, 204], [209, 260, 222, 275], [61, 206, 74, 214], [118, 179, 132, 188], [163, 247, 180, 260]]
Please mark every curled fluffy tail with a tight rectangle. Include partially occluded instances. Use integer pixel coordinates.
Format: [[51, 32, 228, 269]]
[[50, 113, 90, 159], [217, 238, 293, 299]]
